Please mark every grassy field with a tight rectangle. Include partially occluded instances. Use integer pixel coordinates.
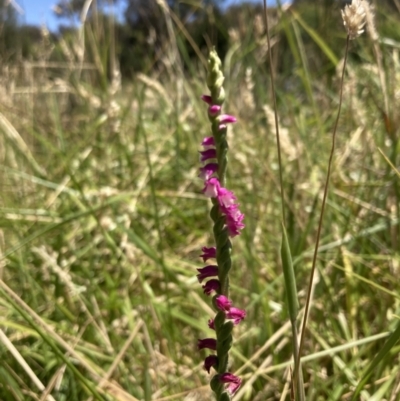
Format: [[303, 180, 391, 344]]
[[1, 2, 400, 400]]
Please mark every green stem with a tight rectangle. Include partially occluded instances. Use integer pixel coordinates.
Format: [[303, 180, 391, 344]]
[[296, 35, 351, 392]]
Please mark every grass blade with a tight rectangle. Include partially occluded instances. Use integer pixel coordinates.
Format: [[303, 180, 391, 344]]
[[351, 321, 400, 400], [281, 223, 299, 323]]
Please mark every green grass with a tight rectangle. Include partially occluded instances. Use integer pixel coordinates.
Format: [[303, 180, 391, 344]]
[[0, 3, 400, 401]]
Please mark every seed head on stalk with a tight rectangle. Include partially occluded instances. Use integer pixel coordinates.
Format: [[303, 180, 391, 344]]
[[342, 0, 367, 40]]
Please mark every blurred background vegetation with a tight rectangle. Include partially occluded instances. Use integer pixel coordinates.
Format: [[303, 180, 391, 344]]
[[1, 0, 400, 400], [1, 0, 399, 74]]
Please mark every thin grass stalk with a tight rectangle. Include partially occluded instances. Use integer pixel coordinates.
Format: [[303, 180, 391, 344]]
[[351, 321, 400, 399], [0, 329, 57, 401], [77, 0, 94, 79], [0, 282, 106, 401], [364, 3, 388, 116], [296, 35, 351, 390], [281, 223, 304, 400], [262, 0, 285, 223], [138, 88, 178, 352], [263, 1, 304, 399]]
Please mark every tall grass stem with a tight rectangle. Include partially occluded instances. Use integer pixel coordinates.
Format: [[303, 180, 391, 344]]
[[263, 0, 285, 223], [296, 35, 351, 388]]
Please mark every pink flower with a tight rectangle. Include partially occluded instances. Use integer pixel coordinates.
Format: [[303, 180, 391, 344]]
[[202, 180, 245, 236], [200, 246, 216, 262], [224, 206, 245, 237], [199, 148, 217, 163], [196, 265, 218, 283], [215, 295, 232, 311], [215, 296, 246, 324], [213, 185, 245, 237], [219, 373, 242, 395], [218, 114, 237, 124], [217, 114, 237, 130], [203, 177, 221, 198], [202, 279, 220, 295], [199, 163, 218, 180], [226, 307, 246, 325], [201, 94, 213, 104], [204, 355, 218, 373], [208, 318, 215, 330], [209, 105, 221, 116], [201, 136, 215, 147], [217, 187, 237, 209], [198, 338, 217, 350]]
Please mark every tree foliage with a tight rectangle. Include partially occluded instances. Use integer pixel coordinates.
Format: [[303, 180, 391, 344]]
[[0, 0, 43, 61], [292, 0, 399, 10], [2, 0, 400, 76], [54, 0, 121, 17]]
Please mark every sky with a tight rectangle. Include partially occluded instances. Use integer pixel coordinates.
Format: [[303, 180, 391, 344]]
[[15, 0, 278, 32]]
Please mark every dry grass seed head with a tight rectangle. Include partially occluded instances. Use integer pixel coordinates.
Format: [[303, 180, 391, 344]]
[[364, 2, 378, 41], [241, 67, 255, 113], [341, 0, 367, 40], [228, 27, 240, 45]]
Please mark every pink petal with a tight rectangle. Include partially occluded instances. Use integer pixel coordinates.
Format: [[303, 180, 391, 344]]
[[202, 279, 220, 295], [196, 265, 219, 283], [201, 95, 213, 104], [215, 295, 232, 311], [200, 246, 216, 262], [197, 338, 217, 350]]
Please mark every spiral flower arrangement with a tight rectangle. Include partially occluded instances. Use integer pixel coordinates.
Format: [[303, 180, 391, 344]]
[[196, 49, 245, 400]]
